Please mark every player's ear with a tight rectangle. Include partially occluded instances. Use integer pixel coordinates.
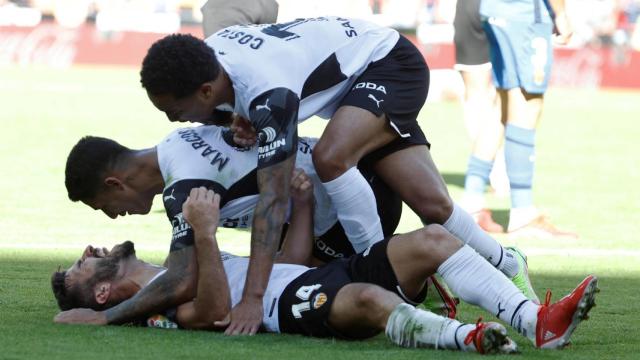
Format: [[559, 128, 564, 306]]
[[198, 82, 214, 99], [94, 282, 111, 305], [104, 177, 124, 191]]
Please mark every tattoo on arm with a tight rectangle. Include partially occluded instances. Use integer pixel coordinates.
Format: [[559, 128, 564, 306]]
[[104, 246, 196, 324], [243, 154, 296, 298]]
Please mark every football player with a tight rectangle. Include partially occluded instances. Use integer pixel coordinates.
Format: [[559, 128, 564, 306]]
[[139, 17, 538, 333], [53, 183, 596, 350]]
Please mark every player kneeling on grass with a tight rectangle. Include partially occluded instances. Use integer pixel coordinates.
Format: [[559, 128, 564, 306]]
[[52, 173, 598, 351]]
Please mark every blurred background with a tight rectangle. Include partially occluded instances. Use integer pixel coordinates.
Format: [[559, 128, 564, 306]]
[[1, 0, 639, 83], [0, 0, 638, 252]]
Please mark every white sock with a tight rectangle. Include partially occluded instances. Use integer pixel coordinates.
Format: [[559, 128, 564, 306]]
[[437, 245, 539, 341], [322, 166, 384, 253], [385, 303, 473, 351], [443, 203, 519, 277], [508, 206, 539, 231]]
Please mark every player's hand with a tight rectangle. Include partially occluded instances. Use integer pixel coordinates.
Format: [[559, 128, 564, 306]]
[[225, 296, 263, 335], [182, 187, 220, 236], [290, 168, 313, 206], [230, 115, 257, 147], [54, 308, 107, 325], [553, 12, 573, 45]]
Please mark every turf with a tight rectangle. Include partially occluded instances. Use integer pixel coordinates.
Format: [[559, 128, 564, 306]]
[[0, 65, 638, 359]]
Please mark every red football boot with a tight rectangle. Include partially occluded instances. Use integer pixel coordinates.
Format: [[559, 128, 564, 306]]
[[535, 275, 599, 349]]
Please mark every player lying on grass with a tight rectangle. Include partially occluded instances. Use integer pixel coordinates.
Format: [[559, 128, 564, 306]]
[[53, 175, 598, 350], [63, 128, 457, 320]]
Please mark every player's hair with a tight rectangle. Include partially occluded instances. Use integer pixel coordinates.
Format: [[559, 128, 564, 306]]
[[50, 264, 117, 311], [50, 269, 98, 311], [65, 136, 131, 202], [140, 33, 220, 98]]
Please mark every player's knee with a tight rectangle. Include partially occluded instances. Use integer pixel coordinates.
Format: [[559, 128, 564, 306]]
[[312, 143, 351, 181], [414, 192, 454, 224], [354, 284, 387, 310], [413, 224, 449, 252]]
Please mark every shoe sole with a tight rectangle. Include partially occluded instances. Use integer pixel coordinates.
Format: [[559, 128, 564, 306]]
[[481, 323, 519, 354], [540, 275, 599, 349]]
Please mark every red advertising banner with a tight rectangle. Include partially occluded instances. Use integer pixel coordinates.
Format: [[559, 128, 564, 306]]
[[2, 23, 639, 89]]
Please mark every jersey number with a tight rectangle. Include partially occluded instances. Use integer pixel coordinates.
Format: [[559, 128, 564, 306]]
[[291, 284, 321, 318], [261, 19, 310, 41]]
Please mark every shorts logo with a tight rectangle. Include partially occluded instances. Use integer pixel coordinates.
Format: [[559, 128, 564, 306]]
[[352, 82, 387, 94], [368, 94, 384, 108], [313, 293, 327, 309]]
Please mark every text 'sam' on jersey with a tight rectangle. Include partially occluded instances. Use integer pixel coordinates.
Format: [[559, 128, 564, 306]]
[[205, 16, 400, 168], [156, 125, 338, 251]]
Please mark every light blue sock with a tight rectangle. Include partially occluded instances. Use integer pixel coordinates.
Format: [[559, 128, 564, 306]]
[[464, 156, 493, 196], [504, 124, 535, 209]]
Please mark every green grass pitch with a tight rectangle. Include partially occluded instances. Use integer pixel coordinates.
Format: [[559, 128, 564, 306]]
[[0, 65, 638, 359]]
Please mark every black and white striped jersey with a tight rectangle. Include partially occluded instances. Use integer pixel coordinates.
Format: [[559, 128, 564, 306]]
[[205, 16, 399, 168], [157, 125, 338, 251]]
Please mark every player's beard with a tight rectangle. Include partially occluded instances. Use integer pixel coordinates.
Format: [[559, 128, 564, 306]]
[[93, 241, 136, 282]]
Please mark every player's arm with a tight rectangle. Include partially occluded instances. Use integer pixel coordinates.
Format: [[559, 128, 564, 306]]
[[275, 168, 314, 266], [175, 187, 231, 330], [227, 88, 299, 335]]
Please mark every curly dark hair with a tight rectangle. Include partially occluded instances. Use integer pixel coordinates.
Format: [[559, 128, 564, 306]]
[[65, 136, 131, 202], [140, 33, 220, 98]]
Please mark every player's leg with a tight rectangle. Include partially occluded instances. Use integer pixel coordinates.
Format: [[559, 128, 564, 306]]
[[327, 283, 517, 353], [455, 0, 508, 229], [368, 226, 598, 349], [313, 34, 429, 253], [310, 162, 403, 265], [371, 146, 521, 279], [313, 106, 397, 253], [503, 87, 576, 238], [459, 68, 506, 233]]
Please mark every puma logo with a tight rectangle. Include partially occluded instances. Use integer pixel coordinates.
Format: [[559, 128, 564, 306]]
[[256, 98, 271, 112], [368, 94, 383, 108], [163, 189, 176, 202]]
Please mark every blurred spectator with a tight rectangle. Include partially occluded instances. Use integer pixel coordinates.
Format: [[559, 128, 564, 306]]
[[95, 0, 180, 33], [0, 0, 42, 26]]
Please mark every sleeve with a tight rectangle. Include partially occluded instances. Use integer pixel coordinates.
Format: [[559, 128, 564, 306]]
[[248, 87, 300, 169], [163, 179, 226, 252]]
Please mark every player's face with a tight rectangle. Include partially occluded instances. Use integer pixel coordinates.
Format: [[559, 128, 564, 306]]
[[83, 187, 154, 219], [148, 91, 218, 125], [65, 242, 135, 288]]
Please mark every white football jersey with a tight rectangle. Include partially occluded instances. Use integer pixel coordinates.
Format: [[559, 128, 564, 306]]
[[146, 252, 309, 332], [156, 125, 338, 251], [222, 256, 309, 332], [205, 16, 399, 122]]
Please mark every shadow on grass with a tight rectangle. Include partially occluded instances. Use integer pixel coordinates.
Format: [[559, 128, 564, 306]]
[[441, 172, 510, 228]]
